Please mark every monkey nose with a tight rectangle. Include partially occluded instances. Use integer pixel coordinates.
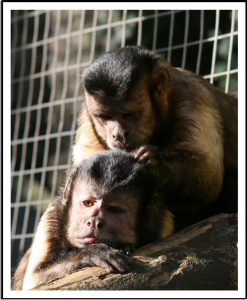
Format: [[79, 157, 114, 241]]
[[86, 219, 104, 229], [96, 220, 104, 229], [113, 132, 129, 140], [112, 134, 120, 141], [124, 132, 129, 138], [86, 220, 93, 228]]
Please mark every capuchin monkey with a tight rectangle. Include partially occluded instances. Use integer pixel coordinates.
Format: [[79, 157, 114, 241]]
[[73, 46, 238, 228], [12, 150, 173, 290]]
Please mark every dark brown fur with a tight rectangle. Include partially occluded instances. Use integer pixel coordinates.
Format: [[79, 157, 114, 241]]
[[72, 46, 237, 225]]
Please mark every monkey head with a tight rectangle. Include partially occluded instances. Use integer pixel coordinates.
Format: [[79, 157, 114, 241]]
[[64, 150, 155, 250], [82, 47, 170, 151], [12, 150, 159, 290]]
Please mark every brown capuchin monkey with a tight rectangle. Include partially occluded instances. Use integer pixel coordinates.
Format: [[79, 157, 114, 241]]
[[12, 150, 173, 290], [73, 46, 237, 229]]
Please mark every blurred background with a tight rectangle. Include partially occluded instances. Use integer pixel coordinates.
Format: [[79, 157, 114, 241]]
[[11, 9, 238, 274]]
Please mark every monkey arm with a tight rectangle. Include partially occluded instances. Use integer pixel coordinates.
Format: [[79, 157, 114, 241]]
[[11, 248, 31, 290], [136, 144, 223, 213], [163, 150, 223, 212], [20, 205, 63, 290], [135, 102, 224, 213], [22, 243, 131, 290], [72, 102, 105, 164]]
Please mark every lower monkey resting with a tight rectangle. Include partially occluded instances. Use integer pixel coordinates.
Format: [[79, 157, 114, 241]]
[[12, 150, 174, 290]]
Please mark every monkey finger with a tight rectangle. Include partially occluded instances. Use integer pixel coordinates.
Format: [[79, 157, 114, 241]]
[[97, 259, 115, 273], [130, 245, 136, 253], [134, 146, 147, 160], [108, 256, 130, 273], [123, 245, 131, 255], [134, 149, 151, 163], [123, 245, 135, 255], [141, 152, 151, 163], [119, 253, 132, 264]]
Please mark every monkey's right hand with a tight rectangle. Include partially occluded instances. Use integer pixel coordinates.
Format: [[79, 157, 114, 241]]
[[80, 243, 132, 273], [133, 145, 162, 179]]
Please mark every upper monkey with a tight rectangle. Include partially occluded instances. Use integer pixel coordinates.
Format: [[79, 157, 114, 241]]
[[73, 46, 237, 225]]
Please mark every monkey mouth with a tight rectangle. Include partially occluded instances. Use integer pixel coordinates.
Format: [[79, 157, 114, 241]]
[[109, 138, 140, 151], [75, 236, 98, 245], [82, 237, 97, 244], [116, 142, 134, 151], [121, 143, 130, 149], [75, 235, 126, 249]]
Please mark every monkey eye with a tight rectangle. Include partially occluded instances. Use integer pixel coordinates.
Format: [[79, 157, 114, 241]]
[[123, 113, 134, 118], [82, 200, 94, 207], [106, 206, 124, 213], [99, 114, 112, 120]]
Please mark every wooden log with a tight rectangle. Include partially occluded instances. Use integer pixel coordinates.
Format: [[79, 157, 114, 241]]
[[34, 213, 238, 290]]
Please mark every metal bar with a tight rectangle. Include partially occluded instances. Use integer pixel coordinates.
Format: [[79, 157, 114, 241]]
[[167, 11, 174, 63], [196, 10, 204, 74], [210, 10, 220, 84], [225, 10, 235, 93], [181, 10, 189, 69]]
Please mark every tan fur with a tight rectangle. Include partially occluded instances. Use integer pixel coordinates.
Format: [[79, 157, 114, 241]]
[[160, 209, 174, 238], [72, 102, 105, 164], [173, 97, 224, 205], [22, 207, 58, 290]]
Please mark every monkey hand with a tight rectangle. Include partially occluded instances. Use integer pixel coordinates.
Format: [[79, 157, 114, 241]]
[[134, 145, 162, 177], [80, 243, 132, 273]]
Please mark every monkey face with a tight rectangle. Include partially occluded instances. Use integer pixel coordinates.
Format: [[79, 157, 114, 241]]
[[66, 179, 139, 249], [85, 83, 156, 151]]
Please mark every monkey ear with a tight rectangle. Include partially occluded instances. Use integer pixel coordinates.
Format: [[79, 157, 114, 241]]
[[62, 169, 77, 204], [151, 64, 171, 114], [151, 65, 171, 95]]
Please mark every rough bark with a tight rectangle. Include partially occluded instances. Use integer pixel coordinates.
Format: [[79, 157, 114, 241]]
[[34, 213, 238, 290]]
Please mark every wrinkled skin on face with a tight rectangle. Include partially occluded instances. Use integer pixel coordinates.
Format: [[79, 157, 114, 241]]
[[66, 178, 139, 250], [86, 80, 156, 152]]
